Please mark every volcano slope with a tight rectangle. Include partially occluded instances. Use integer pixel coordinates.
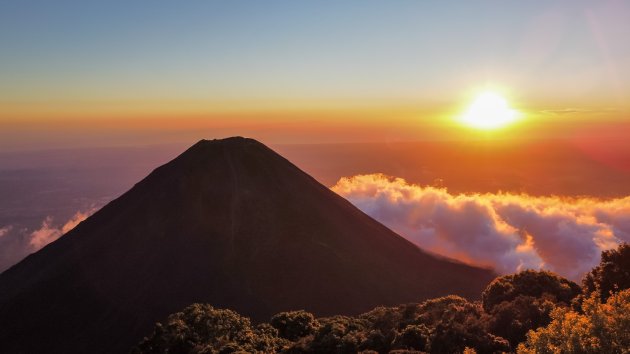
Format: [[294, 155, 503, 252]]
[[0, 137, 495, 353]]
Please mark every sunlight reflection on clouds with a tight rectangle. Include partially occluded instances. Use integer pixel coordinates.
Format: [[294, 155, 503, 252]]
[[333, 174, 628, 280]]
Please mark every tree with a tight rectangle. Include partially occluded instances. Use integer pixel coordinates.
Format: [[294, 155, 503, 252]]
[[299, 315, 369, 354], [582, 243, 630, 302], [482, 270, 580, 348], [359, 306, 404, 333], [133, 304, 286, 353], [270, 310, 319, 341], [517, 289, 630, 354], [482, 270, 581, 313], [358, 330, 392, 353], [392, 324, 430, 352], [485, 294, 557, 348], [414, 296, 509, 354], [414, 295, 472, 327], [359, 305, 409, 352], [481, 270, 581, 348]]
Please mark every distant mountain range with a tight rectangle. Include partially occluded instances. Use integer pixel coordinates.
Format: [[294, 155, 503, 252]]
[[0, 137, 494, 353]]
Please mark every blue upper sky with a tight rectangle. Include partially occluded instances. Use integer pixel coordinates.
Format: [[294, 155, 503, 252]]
[[1, 0, 629, 108]]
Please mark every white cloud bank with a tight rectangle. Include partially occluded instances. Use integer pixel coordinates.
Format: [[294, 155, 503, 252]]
[[332, 174, 629, 281]]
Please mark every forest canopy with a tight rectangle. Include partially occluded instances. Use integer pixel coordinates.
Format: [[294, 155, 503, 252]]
[[134, 243, 630, 354]]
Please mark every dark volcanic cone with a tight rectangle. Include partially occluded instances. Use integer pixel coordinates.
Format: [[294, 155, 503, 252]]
[[0, 137, 495, 353]]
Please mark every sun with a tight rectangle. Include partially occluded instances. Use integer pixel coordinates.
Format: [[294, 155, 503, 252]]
[[459, 91, 521, 129]]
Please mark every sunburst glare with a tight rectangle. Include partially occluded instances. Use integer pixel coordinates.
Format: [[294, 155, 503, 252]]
[[459, 91, 521, 129]]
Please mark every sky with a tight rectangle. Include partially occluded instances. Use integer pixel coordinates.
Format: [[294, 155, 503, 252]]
[[1, 1, 630, 276], [1, 0, 630, 148]]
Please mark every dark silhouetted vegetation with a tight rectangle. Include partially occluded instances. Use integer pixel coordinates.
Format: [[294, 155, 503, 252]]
[[482, 270, 581, 347], [271, 310, 319, 341], [582, 242, 630, 302], [134, 244, 630, 353], [482, 270, 581, 312], [133, 304, 288, 353]]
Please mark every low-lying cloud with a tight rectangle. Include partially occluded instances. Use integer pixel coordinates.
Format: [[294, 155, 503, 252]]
[[0, 210, 93, 272], [332, 174, 629, 281], [0, 226, 11, 239], [28, 211, 92, 249]]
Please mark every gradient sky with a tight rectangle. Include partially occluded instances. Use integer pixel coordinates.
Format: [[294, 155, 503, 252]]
[[1, 0, 630, 148]]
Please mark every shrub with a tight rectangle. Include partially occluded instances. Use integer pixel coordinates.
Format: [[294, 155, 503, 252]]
[[517, 289, 630, 354]]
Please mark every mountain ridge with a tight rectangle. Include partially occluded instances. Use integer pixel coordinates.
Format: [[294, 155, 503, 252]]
[[0, 137, 495, 353]]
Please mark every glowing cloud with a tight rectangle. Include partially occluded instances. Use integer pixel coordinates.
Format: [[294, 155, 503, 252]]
[[0, 209, 95, 272], [0, 226, 11, 239], [29, 211, 92, 250], [332, 174, 628, 280]]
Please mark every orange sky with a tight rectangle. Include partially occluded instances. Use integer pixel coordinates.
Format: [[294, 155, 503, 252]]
[[1, 98, 628, 151], [1, 1, 629, 150]]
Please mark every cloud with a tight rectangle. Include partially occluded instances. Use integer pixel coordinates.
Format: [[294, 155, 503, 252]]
[[332, 174, 629, 281], [0, 226, 12, 238], [540, 108, 617, 115], [28, 211, 91, 250], [0, 209, 94, 272]]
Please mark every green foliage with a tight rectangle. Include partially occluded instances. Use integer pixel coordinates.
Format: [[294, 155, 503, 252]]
[[270, 310, 319, 341], [133, 304, 287, 354], [517, 289, 630, 354], [485, 294, 557, 347], [482, 270, 581, 313], [358, 305, 410, 352], [134, 253, 630, 354], [419, 297, 509, 354], [359, 329, 393, 353], [414, 295, 472, 327], [480, 270, 581, 349], [355, 297, 508, 353], [304, 315, 370, 353], [582, 243, 630, 302], [359, 306, 404, 333], [134, 298, 508, 353], [391, 324, 429, 352]]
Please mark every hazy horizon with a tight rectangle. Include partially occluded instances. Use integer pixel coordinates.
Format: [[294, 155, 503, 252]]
[[1, 0, 629, 150], [1, 0, 630, 309], [1, 138, 629, 280]]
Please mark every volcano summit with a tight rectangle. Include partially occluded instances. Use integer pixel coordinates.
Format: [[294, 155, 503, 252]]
[[0, 137, 494, 353]]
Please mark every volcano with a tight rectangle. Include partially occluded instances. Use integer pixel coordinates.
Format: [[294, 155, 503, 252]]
[[0, 137, 494, 353]]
